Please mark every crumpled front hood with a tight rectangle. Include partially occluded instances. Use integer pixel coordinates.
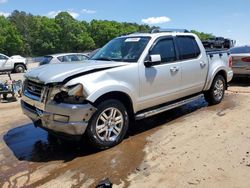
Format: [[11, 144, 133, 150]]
[[25, 60, 128, 84]]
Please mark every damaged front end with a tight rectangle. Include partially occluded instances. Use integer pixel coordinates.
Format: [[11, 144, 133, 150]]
[[21, 79, 96, 138]]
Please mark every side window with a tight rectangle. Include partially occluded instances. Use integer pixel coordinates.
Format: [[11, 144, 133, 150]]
[[61, 55, 79, 62], [0, 55, 8, 60], [64, 56, 71, 62], [62, 56, 70, 62], [176, 36, 201, 60], [77, 55, 88, 61], [57, 56, 63, 62], [70, 55, 79, 61], [150, 38, 177, 63]]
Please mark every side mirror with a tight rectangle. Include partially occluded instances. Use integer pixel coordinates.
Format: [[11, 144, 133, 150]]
[[144, 54, 161, 67]]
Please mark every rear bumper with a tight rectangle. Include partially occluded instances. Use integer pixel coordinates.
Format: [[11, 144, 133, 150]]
[[232, 67, 250, 77], [21, 95, 96, 136]]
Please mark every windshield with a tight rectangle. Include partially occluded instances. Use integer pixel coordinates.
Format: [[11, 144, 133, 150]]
[[91, 37, 150, 62]]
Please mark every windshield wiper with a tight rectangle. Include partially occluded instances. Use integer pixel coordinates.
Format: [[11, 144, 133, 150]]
[[94, 57, 114, 61]]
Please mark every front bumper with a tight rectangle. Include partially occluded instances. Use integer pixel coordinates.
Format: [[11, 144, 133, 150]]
[[21, 94, 96, 136]]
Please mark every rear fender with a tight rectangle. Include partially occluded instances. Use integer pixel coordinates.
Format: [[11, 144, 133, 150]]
[[204, 67, 227, 91]]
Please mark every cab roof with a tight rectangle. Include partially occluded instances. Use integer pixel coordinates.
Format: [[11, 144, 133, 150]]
[[124, 31, 197, 39]]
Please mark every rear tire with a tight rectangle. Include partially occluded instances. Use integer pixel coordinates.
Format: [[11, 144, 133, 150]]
[[204, 75, 226, 105], [14, 64, 25, 73], [86, 99, 129, 150]]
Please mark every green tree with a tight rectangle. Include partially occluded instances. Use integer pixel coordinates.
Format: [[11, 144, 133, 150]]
[[191, 30, 214, 40], [8, 10, 35, 55], [1, 10, 215, 57], [31, 16, 60, 55], [55, 12, 95, 52], [89, 20, 151, 48], [0, 16, 24, 56]]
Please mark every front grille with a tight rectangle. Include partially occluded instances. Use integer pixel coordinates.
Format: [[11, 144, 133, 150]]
[[26, 80, 44, 98]]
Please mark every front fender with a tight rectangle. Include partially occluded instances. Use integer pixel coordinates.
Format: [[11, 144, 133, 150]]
[[86, 83, 138, 112]]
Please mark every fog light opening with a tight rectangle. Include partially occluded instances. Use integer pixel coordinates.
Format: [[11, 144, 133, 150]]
[[53, 114, 69, 123]]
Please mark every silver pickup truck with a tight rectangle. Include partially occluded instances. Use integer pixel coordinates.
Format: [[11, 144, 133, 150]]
[[21, 29, 233, 149]]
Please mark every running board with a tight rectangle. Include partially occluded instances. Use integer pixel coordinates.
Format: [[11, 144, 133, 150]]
[[135, 94, 204, 120]]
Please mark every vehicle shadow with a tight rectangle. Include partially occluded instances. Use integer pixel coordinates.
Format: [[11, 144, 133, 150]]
[[0, 96, 18, 103], [229, 77, 250, 87], [3, 98, 207, 163]]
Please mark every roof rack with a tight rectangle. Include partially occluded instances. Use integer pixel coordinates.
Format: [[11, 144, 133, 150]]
[[151, 28, 190, 34]]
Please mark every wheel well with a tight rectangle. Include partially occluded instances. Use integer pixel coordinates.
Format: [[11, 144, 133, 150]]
[[14, 63, 26, 69], [215, 70, 227, 88], [93, 91, 135, 121]]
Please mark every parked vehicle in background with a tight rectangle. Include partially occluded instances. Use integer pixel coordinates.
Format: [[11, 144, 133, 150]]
[[230, 46, 250, 78], [202, 37, 235, 49], [39, 53, 89, 66], [0, 54, 27, 73], [21, 29, 233, 149], [202, 37, 216, 48]]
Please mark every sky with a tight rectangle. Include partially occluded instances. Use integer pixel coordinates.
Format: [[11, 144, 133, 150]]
[[0, 0, 249, 46]]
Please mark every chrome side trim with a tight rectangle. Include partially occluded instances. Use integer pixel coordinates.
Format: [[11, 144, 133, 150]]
[[135, 94, 203, 120]]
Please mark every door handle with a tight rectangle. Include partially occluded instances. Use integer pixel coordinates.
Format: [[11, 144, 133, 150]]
[[200, 61, 206, 67], [170, 66, 179, 72]]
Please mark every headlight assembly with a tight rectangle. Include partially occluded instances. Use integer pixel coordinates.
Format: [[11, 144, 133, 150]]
[[66, 84, 84, 97], [53, 84, 87, 104]]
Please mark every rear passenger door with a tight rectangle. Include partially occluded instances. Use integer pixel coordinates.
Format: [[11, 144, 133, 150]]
[[139, 37, 182, 109], [176, 36, 208, 95]]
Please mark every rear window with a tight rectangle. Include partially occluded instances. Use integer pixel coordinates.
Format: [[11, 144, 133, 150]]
[[176, 36, 201, 60], [40, 56, 53, 65], [230, 46, 250, 54]]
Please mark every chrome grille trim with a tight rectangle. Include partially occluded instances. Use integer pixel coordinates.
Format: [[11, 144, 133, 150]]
[[26, 80, 44, 98]]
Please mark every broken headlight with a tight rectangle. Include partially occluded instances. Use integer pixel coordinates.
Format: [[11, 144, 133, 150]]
[[53, 84, 87, 104]]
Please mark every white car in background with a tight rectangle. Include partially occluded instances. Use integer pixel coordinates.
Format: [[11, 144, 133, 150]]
[[0, 53, 27, 73], [39, 53, 89, 66], [230, 46, 250, 78]]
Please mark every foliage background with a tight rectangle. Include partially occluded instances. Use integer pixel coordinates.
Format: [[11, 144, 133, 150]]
[[0, 10, 214, 56]]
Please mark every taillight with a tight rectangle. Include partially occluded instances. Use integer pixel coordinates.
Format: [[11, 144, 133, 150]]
[[229, 56, 233, 68], [241, 57, 250, 62]]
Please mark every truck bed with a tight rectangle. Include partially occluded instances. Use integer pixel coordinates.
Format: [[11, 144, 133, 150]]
[[206, 49, 230, 54]]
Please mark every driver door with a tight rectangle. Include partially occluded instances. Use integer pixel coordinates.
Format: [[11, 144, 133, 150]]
[[139, 37, 182, 110]]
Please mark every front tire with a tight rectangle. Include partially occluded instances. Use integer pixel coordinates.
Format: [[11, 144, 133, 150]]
[[86, 99, 129, 149], [204, 75, 226, 105]]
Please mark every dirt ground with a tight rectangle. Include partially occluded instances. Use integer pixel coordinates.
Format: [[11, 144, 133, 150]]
[[0, 73, 250, 188]]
